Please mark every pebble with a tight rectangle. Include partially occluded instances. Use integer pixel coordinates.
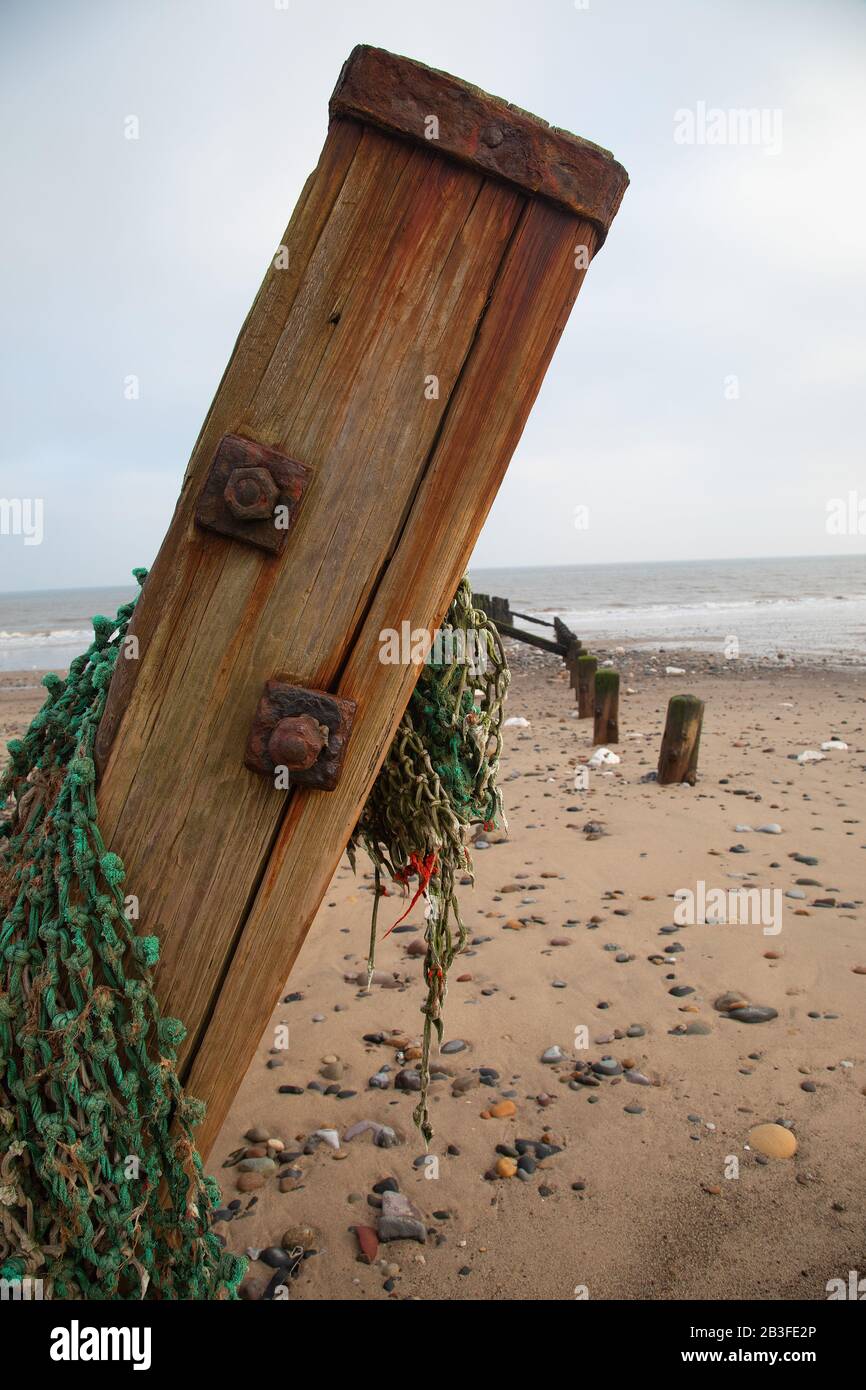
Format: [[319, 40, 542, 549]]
[[238, 1156, 277, 1175], [378, 1191, 427, 1243], [281, 1222, 322, 1252], [541, 1045, 567, 1064], [314, 1128, 341, 1150], [236, 1172, 266, 1192], [260, 1247, 293, 1269], [727, 1006, 778, 1024], [748, 1123, 798, 1159], [592, 1057, 622, 1077], [354, 1225, 379, 1264], [714, 993, 749, 1012], [441, 1040, 468, 1054]]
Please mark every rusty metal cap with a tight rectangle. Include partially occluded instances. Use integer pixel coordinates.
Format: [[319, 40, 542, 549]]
[[267, 714, 329, 771]]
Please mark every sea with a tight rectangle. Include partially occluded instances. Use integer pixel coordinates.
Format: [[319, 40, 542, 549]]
[[0, 555, 864, 673], [469, 554, 866, 666]]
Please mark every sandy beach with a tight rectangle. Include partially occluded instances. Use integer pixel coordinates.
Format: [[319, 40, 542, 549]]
[[5, 643, 862, 1302]]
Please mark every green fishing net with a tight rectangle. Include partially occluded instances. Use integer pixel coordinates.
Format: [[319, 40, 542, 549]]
[[0, 572, 244, 1299], [0, 569, 508, 1297], [349, 579, 509, 1141]]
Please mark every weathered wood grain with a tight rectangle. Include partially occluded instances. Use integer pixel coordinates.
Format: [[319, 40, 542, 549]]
[[496, 620, 567, 656], [186, 204, 601, 1157], [94, 49, 628, 1158], [657, 694, 704, 786], [331, 46, 629, 242], [98, 124, 525, 1059]]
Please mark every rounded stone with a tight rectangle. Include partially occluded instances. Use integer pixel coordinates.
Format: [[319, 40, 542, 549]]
[[748, 1123, 798, 1159], [282, 1223, 321, 1252], [728, 1006, 778, 1024]]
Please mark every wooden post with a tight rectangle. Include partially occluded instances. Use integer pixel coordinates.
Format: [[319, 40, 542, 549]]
[[576, 653, 597, 717], [593, 669, 619, 744], [553, 616, 581, 685], [94, 45, 627, 1158], [657, 694, 704, 785], [496, 621, 566, 656], [473, 594, 510, 626], [511, 610, 555, 629]]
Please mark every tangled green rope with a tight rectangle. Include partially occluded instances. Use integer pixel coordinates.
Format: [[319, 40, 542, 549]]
[[349, 580, 509, 1142], [0, 572, 244, 1299]]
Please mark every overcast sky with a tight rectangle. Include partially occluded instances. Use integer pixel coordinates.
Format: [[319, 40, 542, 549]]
[[1, 0, 864, 591]]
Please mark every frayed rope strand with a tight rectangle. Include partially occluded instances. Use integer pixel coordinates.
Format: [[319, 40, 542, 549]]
[[349, 579, 509, 1141]]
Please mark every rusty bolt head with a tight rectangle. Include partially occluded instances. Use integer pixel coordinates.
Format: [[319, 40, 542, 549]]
[[224, 466, 279, 521], [267, 714, 329, 772], [481, 124, 504, 148]]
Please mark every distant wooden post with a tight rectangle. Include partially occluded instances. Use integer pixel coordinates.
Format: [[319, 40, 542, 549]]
[[564, 641, 580, 689], [553, 616, 580, 688], [576, 653, 597, 718], [475, 594, 511, 626], [657, 694, 704, 785], [93, 45, 627, 1158], [593, 669, 619, 744]]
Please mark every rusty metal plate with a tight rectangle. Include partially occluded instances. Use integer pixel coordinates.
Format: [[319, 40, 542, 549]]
[[245, 680, 357, 790], [195, 433, 312, 554]]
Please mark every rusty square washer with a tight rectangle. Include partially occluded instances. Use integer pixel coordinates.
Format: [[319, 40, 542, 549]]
[[245, 680, 357, 790], [195, 433, 312, 555]]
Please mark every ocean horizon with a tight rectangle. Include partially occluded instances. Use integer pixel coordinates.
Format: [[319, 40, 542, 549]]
[[1, 553, 864, 671]]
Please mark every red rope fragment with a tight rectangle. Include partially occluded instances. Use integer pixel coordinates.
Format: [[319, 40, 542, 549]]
[[383, 851, 438, 936]]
